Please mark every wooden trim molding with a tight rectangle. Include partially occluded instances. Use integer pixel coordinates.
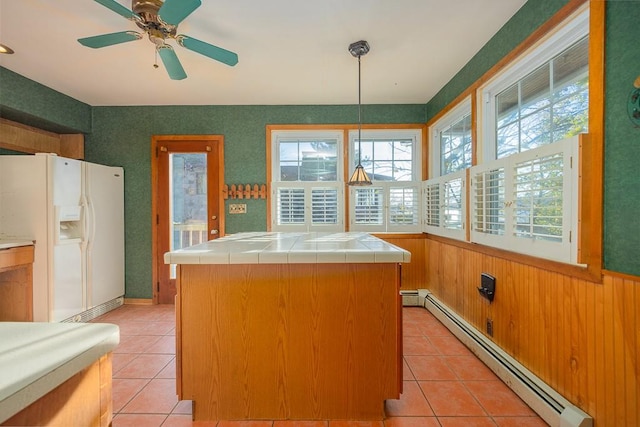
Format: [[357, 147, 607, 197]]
[[0, 119, 84, 159], [581, 0, 605, 276], [150, 135, 225, 305], [602, 269, 640, 282], [123, 298, 153, 305], [426, 233, 601, 283]]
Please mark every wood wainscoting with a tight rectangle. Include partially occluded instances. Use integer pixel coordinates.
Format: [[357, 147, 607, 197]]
[[424, 236, 639, 427]]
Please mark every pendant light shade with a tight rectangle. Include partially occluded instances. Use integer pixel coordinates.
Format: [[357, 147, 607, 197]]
[[347, 40, 372, 186], [348, 164, 372, 186]]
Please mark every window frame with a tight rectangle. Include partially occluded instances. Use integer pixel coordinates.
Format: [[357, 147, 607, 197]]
[[428, 97, 472, 178], [347, 129, 423, 232], [480, 7, 589, 161], [270, 130, 344, 232]]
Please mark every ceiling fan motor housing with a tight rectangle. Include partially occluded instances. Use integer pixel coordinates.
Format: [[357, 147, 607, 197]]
[[132, 0, 176, 40]]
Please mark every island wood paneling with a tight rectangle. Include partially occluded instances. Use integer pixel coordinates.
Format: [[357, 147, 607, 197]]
[[425, 236, 639, 427], [374, 234, 426, 291], [176, 262, 401, 421], [1, 354, 113, 427]]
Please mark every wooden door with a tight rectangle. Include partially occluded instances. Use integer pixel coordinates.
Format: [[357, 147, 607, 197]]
[[152, 136, 224, 304]]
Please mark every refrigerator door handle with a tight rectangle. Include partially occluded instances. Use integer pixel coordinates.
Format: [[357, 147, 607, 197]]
[[80, 195, 89, 247]]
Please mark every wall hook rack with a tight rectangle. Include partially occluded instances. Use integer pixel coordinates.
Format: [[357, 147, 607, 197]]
[[223, 184, 267, 200]]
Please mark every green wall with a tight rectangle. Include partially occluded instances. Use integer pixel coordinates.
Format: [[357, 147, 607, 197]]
[[86, 104, 425, 298], [0, 67, 91, 133], [602, 1, 640, 274]]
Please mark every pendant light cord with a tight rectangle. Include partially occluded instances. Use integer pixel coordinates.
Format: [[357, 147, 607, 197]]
[[357, 54, 362, 167]]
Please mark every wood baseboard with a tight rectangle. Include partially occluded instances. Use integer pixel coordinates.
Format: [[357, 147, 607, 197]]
[[123, 298, 153, 305]]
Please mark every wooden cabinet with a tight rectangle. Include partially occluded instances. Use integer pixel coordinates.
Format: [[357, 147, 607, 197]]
[[0, 245, 34, 322], [175, 262, 402, 421]]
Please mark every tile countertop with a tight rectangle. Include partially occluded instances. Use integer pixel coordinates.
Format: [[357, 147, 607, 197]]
[[164, 232, 411, 265], [0, 240, 34, 250], [0, 322, 120, 424]]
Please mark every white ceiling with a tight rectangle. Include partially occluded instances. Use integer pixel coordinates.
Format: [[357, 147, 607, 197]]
[[0, 0, 526, 107]]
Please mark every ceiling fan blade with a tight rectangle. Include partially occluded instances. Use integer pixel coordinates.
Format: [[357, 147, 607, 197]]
[[176, 35, 238, 66], [78, 31, 142, 48], [158, 0, 201, 26], [157, 45, 187, 80], [93, 0, 138, 20]]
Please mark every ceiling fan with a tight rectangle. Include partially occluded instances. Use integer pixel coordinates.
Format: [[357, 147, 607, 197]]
[[78, 0, 238, 80]]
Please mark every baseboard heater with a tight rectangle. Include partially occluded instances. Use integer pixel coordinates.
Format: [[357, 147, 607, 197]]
[[401, 289, 592, 427]]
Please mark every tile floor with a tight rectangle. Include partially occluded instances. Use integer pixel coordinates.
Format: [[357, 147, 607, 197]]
[[93, 304, 548, 427]]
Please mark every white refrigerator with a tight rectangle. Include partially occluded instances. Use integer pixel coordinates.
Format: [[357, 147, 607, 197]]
[[0, 153, 124, 322]]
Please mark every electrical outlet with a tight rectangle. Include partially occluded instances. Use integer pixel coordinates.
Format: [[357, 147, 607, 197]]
[[229, 204, 247, 214], [486, 318, 494, 337]]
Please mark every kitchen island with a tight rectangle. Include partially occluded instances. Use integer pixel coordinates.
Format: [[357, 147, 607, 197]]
[[164, 232, 410, 421]]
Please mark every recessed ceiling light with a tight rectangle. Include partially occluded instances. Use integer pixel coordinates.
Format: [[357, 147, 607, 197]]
[[0, 44, 15, 54]]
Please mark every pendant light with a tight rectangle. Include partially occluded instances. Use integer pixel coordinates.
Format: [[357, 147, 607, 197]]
[[347, 40, 372, 186]]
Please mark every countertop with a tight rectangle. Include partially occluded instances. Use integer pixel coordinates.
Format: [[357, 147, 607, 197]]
[[164, 232, 411, 265], [0, 240, 34, 250], [0, 322, 120, 423]]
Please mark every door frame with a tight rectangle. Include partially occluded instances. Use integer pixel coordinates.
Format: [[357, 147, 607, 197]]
[[151, 135, 225, 304]]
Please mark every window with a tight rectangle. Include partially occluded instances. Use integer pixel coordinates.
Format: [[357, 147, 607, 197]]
[[482, 7, 589, 160], [424, 98, 471, 240], [348, 130, 422, 232], [271, 131, 344, 231], [430, 98, 473, 177], [270, 127, 423, 233], [495, 37, 589, 158], [469, 6, 588, 264]]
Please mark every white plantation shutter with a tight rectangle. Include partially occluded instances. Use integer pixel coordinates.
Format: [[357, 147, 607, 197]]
[[389, 187, 419, 228], [423, 182, 440, 227], [513, 152, 564, 241], [276, 187, 305, 225], [472, 167, 506, 237], [311, 188, 339, 225], [470, 136, 578, 263], [353, 187, 384, 225], [422, 170, 466, 240], [350, 184, 421, 232], [443, 176, 464, 230], [273, 183, 342, 231]]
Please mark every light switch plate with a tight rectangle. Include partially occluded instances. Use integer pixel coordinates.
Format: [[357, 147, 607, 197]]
[[229, 204, 247, 214]]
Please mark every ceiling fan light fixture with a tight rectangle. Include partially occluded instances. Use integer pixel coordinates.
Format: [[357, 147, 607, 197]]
[[347, 40, 372, 186]]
